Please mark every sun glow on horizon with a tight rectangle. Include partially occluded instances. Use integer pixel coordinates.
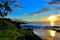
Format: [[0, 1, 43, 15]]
[[48, 15, 57, 26], [48, 15, 56, 21]]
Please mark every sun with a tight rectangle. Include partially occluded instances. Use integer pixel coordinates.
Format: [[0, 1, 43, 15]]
[[48, 15, 56, 21]]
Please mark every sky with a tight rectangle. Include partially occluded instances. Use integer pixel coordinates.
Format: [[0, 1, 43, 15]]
[[0, 0, 60, 22]]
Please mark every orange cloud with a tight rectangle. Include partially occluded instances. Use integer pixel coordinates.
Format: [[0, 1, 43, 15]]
[[37, 14, 60, 22], [23, 8, 60, 16]]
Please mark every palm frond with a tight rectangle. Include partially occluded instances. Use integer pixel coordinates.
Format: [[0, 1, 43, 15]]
[[0, 10, 2, 16], [5, 5, 12, 13], [4, 2, 8, 7], [0, 4, 3, 8]]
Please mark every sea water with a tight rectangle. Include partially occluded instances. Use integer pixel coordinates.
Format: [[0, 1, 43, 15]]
[[21, 22, 60, 39], [21, 22, 60, 29]]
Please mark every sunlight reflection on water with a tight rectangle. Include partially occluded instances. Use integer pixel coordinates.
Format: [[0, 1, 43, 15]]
[[50, 21, 54, 26], [47, 30, 56, 37], [33, 29, 60, 40]]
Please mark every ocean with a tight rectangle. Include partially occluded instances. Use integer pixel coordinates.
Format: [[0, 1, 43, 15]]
[[20, 22, 60, 39], [21, 22, 60, 29]]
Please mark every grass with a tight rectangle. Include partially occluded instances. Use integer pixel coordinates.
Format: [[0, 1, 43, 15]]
[[0, 19, 34, 40]]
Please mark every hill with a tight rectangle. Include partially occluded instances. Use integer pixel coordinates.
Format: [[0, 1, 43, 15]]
[[0, 18, 42, 40]]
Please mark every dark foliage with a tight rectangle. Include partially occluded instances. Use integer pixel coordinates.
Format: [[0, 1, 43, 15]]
[[17, 34, 42, 40], [25, 35, 42, 40], [0, 2, 12, 18]]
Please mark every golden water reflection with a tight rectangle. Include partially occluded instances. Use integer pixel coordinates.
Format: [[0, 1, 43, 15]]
[[43, 30, 57, 40], [48, 30, 56, 38], [50, 21, 54, 26], [48, 30, 56, 37], [43, 27, 57, 40]]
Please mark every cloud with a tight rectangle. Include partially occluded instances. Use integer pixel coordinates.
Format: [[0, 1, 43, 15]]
[[23, 8, 60, 16], [55, 14, 60, 18], [23, 8, 53, 16], [46, 0, 52, 2], [47, 0, 60, 6], [57, 16, 60, 18], [14, 5, 23, 9]]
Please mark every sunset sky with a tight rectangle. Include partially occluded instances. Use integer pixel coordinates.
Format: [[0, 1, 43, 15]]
[[0, 0, 60, 22]]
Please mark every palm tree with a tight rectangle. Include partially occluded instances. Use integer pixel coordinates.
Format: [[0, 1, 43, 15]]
[[4, 2, 12, 18], [0, 10, 3, 18], [0, 2, 12, 18]]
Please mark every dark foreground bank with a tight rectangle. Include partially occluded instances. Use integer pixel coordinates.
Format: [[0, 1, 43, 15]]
[[0, 18, 42, 40]]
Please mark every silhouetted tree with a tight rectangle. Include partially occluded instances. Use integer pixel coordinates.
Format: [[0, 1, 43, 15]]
[[0, 10, 2, 17], [0, 2, 12, 18]]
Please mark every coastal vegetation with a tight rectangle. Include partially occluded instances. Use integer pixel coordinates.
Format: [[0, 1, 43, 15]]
[[0, 18, 42, 40]]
